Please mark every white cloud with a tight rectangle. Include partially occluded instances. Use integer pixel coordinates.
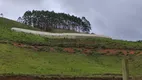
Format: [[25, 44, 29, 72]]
[[56, 0, 142, 40], [42, 0, 63, 13]]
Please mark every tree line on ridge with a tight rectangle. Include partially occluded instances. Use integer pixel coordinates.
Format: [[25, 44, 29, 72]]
[[18, 10, 91, 33]]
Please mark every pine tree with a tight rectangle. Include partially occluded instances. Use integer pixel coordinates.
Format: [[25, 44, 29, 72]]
[[21, 10, 92, 32]]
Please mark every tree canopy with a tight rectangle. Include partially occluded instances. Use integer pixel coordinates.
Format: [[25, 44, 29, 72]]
[[20, 10, 91, 33], [0, 13, 3, 17]]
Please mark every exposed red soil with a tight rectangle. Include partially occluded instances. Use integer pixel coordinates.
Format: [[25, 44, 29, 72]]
[[64, 48, 75, 53], [12, 42, 142, 55], [83, 49, 92, 55], [98, 49, 135, 55], [50, 47, 55, 52], [13, 43, 26, 47]]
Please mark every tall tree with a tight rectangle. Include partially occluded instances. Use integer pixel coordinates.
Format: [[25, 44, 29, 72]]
[[17, 17, 23, 23], [0, 13, 3, 17], [22, 11, 32, 25], [81, 17, 91, 33], [21, 10, 92, 32]]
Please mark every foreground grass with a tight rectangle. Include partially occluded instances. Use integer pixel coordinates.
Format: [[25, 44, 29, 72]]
[[0, 43, 141, 76]]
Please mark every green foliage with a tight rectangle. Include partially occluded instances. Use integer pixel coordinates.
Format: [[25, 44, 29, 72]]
[[74, 48, 82, 53], [116, 51, 124, 56], [35, 37, 142, 50], [22, 10, 91, 33]]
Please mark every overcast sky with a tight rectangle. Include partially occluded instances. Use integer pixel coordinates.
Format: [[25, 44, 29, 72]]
[[0, 0, 142, 41]]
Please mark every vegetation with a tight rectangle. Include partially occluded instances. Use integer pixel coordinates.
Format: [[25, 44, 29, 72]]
[[51, 29, 79, 33], [18, 10, 91, 33], [28, 38, 142, 50], [0, 17, 142, 78], [0, 13, 3, 17], [0, 43, 141, 76], [1, 17, 142, 51], [0, 17, 48, 44]]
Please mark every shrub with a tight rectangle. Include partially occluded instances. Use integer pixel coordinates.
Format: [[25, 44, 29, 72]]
[[116, 51, 124, 56], [74, 48, 82, 53], [106, 51, 110, 54], [55, 47, 63, 52]]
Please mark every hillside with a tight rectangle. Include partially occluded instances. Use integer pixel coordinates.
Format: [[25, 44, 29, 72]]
[[0, 43, 142, 76], [0, 17, 76, 44], [11, 27, 110, 39], [0, 17, 142, 79], [0, 43, 121, 75]]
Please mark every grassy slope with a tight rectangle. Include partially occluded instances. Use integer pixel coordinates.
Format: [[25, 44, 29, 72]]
[[0, 17, 48, 44], [50, 29, 78, 33], [1, 17, 142, 50], [0, 17, 142, 76], [0, 18, 77, 44], [0, 43, 142, 76]]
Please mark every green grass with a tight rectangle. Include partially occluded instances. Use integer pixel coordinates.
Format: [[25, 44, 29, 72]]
[[0, 17, 39, 30], [0, 17, 48, 44], [0, 43, 141, 76], [0, 17, 142, 77], [1, 17, 142, 50], [51, 29, 78, 33], [0, 18, 77, 44]]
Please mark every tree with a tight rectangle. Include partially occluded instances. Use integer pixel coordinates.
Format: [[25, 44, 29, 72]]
[[17, 17, 23, 23], [22, 11, 32, 25], [20, 10, 92, 32], [81, 17, 91, 33], [0, 13, 3, 17]]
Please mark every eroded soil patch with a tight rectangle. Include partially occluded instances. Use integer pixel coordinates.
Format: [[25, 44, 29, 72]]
[[12, 42, 142, 55]]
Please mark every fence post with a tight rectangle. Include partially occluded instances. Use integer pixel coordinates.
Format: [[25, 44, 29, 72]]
[[122, 56, 129, 80]]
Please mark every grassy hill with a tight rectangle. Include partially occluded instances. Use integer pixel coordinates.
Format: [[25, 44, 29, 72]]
[[0, 43, 121, 76], [0, 17, 77, 44], [0, 43, 142, 76], [0, 17, 142, 77], [1, 17, 142, 50], [0, 17, 47, 44]]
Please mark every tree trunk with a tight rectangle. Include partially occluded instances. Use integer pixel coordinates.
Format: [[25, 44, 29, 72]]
[[122, 56, 129, 80]]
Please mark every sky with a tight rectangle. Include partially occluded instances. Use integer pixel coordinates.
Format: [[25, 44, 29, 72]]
[[0, 0, 142, 41]]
